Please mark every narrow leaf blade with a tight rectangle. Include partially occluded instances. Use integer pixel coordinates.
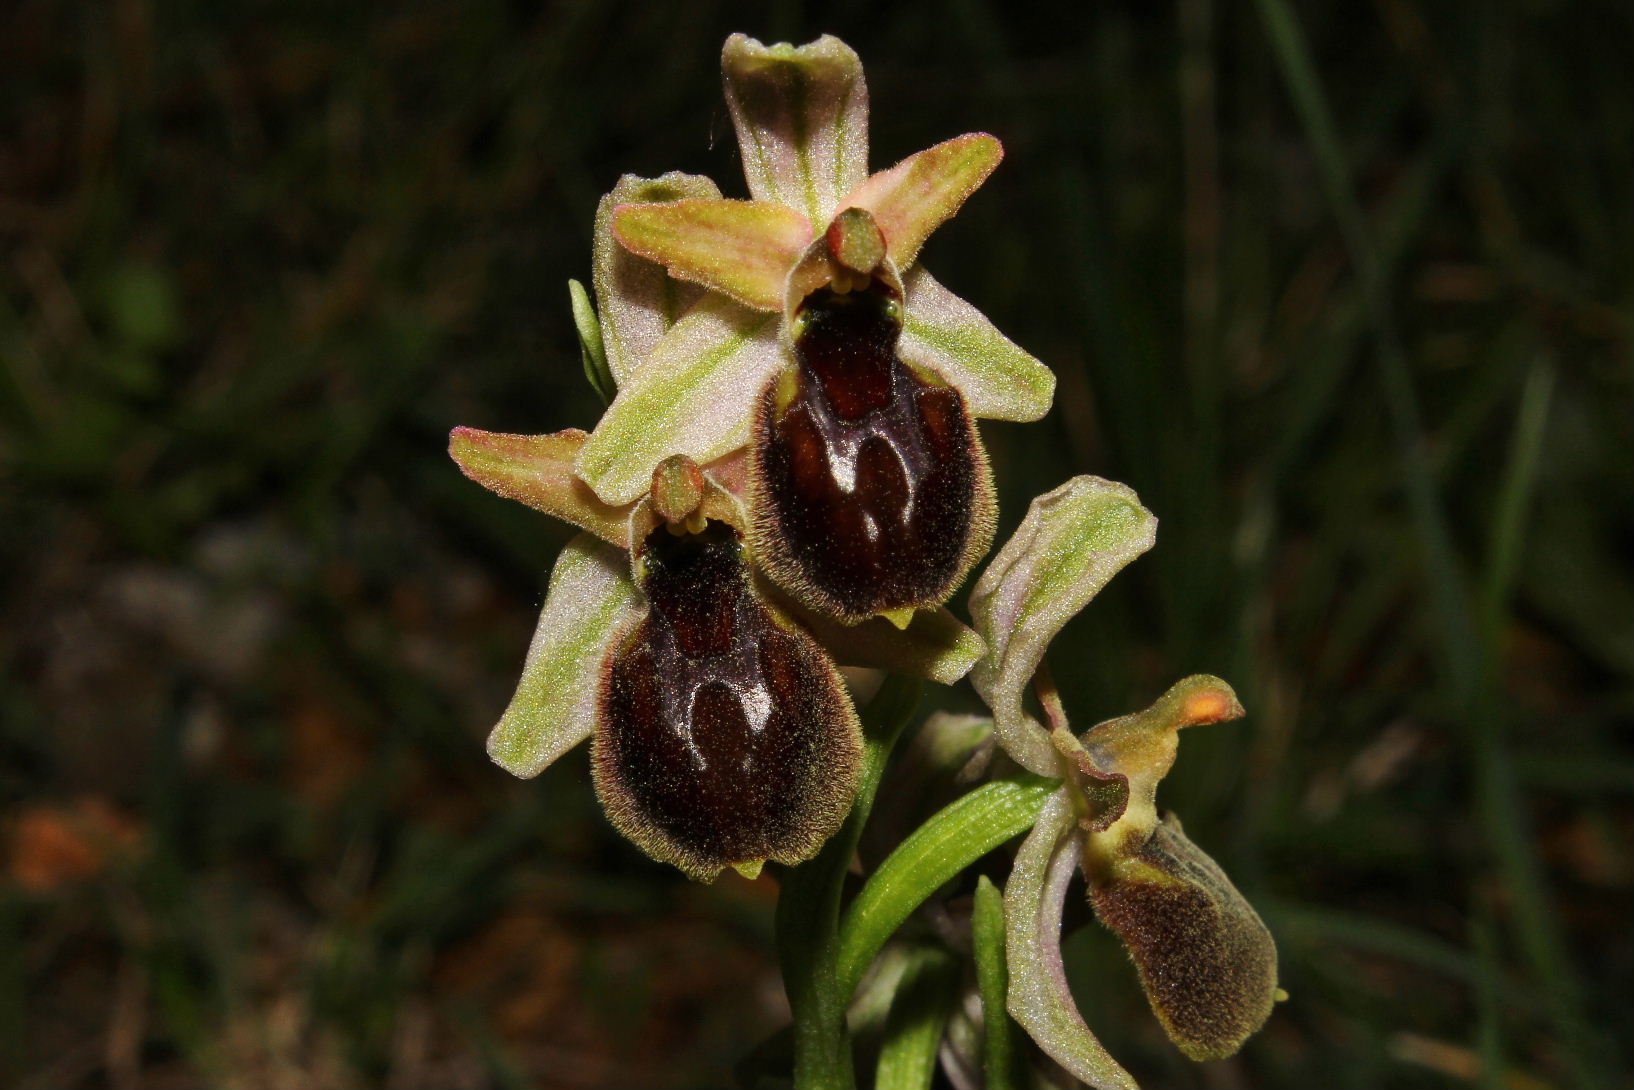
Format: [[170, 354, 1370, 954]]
[[874, 945, 960, 1090], [974, 875, 1023, 1090], [836, 776, 1057, 1000]]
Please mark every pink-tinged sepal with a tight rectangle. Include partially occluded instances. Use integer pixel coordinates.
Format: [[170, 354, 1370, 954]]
[[843, 133, 1003, 271], [899, 266, 1054, 422], [576, 294, 782, 506], [449, 427, 629, 546], [485, 535, 643, 779], [612, 198, 813, 312], [970, 477, 1157, 775], [1004, 792, 1139, 1090]]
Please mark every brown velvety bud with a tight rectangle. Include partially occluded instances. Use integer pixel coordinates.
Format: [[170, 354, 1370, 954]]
[[592, 520, 862, 880], [1088, 816, 1278, 1062], [751, 280, 995, 624]]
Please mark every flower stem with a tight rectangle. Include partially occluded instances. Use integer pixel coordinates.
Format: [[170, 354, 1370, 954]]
[[776, 674, 922, 1090]]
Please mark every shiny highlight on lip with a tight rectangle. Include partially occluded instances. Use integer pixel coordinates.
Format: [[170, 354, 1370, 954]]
[[753, 280, 994, 624], [592, 519, 862, 880]]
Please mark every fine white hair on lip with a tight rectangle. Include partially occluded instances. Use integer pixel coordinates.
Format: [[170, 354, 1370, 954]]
[[741, 684, 772, 734]]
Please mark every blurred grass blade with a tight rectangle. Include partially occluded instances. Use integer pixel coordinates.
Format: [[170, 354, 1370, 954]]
[[1473, 903, 1506, 1089], [835, 775, 1058, 1001], [1467, 361, 1607, 1083], [1479, 363, 1555, 651], [973, 875, 1022, 1090], [1253, 0, 1477, 695], [1269, 900, 1538, 1012], [1253, 3, 1602, 1084], [873, 945, 959, 1090]]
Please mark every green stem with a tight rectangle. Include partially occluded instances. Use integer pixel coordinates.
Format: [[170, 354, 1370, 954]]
[[777, 675, 923, 1090]]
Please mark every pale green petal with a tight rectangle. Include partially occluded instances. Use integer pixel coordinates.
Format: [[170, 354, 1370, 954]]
[[593, 172, 721, 385], [970, 478, 1158, 775], [843, 133, 1003, 270], [576, 294, 781, 506], [722, 34, 869, 224], [448, 427, 628, 546], [487, 535, 643, 778], [612, 198, 811, 312], [1004, 791, 1140, 1090], [899, 266, 1054, 422]]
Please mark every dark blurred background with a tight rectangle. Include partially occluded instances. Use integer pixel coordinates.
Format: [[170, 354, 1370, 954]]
[[2, 1, 1630, 1087]]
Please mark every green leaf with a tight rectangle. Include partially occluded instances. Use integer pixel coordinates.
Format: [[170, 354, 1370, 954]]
[[569, 279, 615, 405], [973, 876, 1023, 1090], [1004, 791, 1137, 1090], [900, 267, 1055, 423], [835, 775, 1057, 1001], [485, 535, 642, 778], [576, 294, 781, 506], [722, 34, 870, 227], [844, 133, 1003, 271], [874, 945, 959, 1090], [970, 477, 1158, 775]]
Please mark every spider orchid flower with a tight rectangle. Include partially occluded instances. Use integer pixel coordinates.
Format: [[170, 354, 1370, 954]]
[[447, 175, 984, 880], [972, 478, 1280, 1083], [573, 34, 1055, 627]]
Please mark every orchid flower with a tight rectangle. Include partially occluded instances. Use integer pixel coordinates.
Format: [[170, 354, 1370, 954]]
[[573, 35, 1055, 627], [447, 174, 985, 881], [972, 478, 1281, 1082]]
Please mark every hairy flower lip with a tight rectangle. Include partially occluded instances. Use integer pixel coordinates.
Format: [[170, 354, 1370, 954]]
[[592, 515, 863, 882], [575, 36, 1053, 525]]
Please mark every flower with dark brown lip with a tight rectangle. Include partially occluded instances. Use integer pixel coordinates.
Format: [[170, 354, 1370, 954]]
[[970, 477, 1281, 1080], [447, 153, 987, 878], [572, 35, 1055, 628]]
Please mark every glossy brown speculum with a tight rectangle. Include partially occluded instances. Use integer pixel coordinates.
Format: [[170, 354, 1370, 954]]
[[593, 520, 860, 879], [754, 281, 991, 623]]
